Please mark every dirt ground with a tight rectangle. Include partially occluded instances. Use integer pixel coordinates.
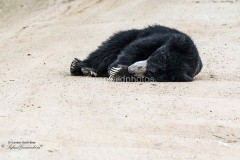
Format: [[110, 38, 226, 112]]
[[0, 0, 240, 159]]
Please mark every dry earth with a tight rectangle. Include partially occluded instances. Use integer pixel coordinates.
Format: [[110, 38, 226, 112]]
[[0, 0, 240, 159]]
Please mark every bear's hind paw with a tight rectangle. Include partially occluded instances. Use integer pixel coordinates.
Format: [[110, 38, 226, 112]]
[[71, 58, 79, 68], [70, 58, 82, 76]]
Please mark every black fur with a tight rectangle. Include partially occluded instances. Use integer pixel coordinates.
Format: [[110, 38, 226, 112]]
[[70, 25, 202, 82]]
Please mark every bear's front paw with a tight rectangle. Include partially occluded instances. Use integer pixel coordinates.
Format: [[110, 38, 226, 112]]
[[109, 65, 129, 82]]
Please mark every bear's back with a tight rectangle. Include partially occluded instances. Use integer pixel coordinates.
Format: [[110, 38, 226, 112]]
[[137, 25, 181, 39]]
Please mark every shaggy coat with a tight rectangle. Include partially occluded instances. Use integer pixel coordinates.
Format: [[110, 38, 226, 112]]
[[70, 25, 202, 82]]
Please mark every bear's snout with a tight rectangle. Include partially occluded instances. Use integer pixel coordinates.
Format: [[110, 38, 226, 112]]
[[128, 60, 147, 77]]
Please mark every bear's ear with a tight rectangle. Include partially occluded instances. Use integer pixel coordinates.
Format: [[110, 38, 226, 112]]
[[167, 35, 190, 53]]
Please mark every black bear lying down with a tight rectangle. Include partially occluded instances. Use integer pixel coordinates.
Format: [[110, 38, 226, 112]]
[[70, 25, 202, 82]]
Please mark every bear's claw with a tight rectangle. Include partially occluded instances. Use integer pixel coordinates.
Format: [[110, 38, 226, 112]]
[[109, 66, 129, 81], [109, 67, 122, 81], [110, 67, 121, 75], [81, 67, 97, 77]]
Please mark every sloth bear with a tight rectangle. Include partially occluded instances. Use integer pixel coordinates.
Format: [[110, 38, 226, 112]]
[[70, 25, 202, 82]]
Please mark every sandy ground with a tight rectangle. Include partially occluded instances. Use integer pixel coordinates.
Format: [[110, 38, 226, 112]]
[[0, 0, 240, 159]]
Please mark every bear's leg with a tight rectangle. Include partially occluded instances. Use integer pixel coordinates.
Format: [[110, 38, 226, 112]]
[[107, 35, 165, 74], [79, 29, 140, 77], [108, 36, 164, 81], [70, 58, 97, 76]]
